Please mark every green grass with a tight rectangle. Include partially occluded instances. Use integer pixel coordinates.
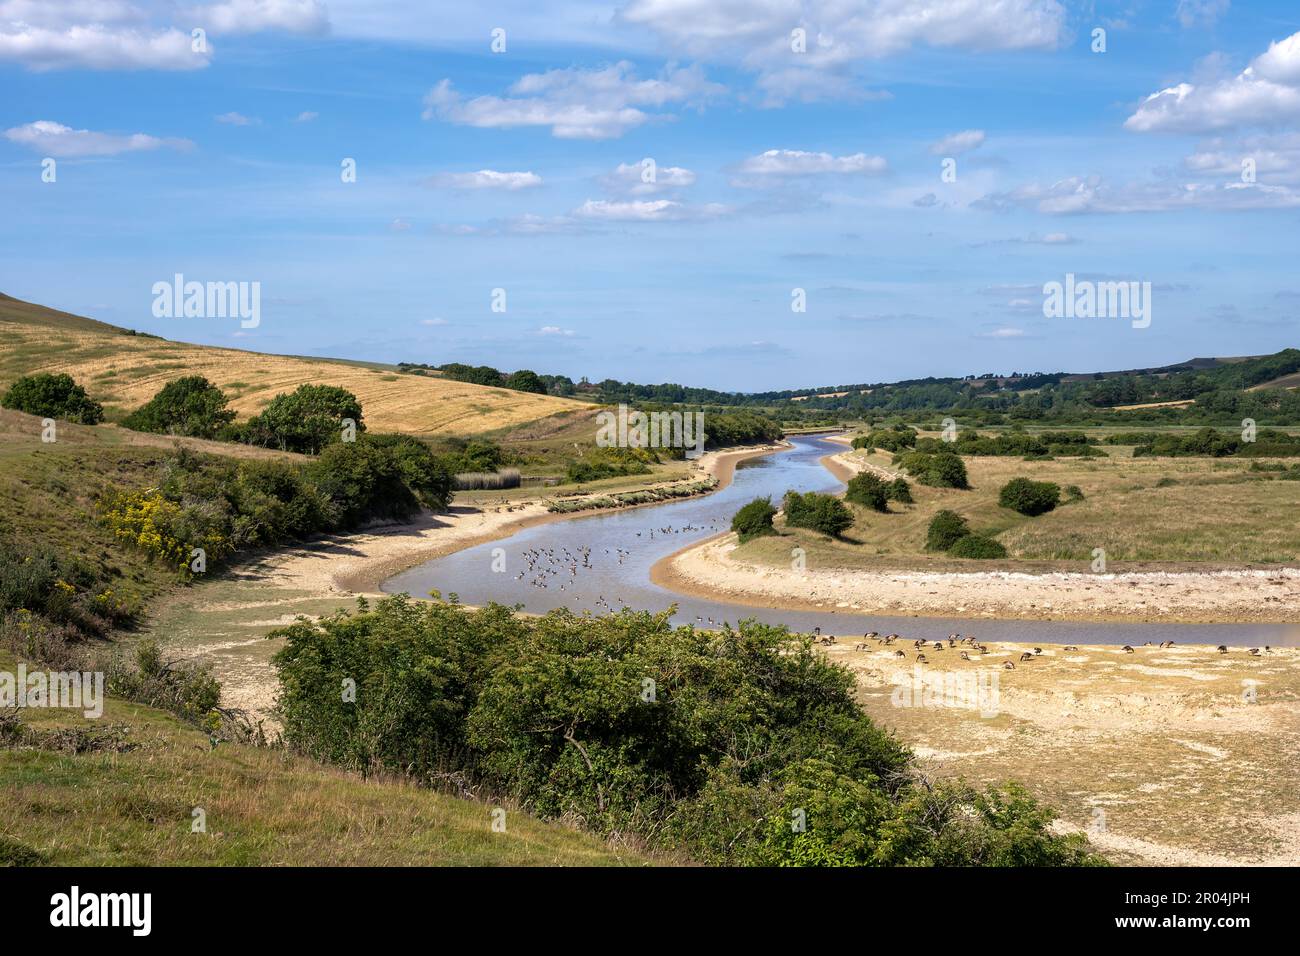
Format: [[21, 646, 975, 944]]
[[0, 654, 655, 866]]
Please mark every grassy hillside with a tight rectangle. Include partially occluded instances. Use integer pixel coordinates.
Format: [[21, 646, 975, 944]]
[[0, 293, 588, 436], [0, 652, 653, 866]]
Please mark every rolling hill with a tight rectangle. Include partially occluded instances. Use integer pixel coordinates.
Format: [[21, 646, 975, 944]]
[[0, 293, 590, 436]]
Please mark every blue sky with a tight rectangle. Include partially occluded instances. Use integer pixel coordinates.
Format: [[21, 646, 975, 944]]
[[3, 0, 1299, 391]]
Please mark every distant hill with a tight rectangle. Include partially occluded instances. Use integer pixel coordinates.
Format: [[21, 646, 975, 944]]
[[0, 294, 589, 436]]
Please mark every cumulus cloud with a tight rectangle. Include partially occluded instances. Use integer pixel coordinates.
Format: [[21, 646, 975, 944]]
[[1125, 30, 1300, 133], [733, 148, 887, 186], [429, 170, 543, 190], [600, 161, 696, 196], [421, 61, 723, 140], [4, 119, 192, 156], [0, 0, 328, 70], [196, 0, 329, 36], [618, 0, 1066, 103], [572, 198, 730, 221], [930, 129, 985, 155]]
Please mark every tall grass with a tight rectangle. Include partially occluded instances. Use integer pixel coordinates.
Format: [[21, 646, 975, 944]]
[[452, 468, 521, 491]]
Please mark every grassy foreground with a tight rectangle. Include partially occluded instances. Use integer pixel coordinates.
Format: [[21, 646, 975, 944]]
[[0, 655, 654, 866]]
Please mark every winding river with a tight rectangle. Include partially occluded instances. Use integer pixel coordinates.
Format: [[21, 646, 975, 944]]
[[384, 435, 1300, 647]]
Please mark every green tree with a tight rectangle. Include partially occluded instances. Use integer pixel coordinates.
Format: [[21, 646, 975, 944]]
[[845, 472, 889, 512], [121, 376, 235, 438], [731, 497, 777, 542], [998, 477, 1061, 516], [1, 372, 103, 424], [784, 491, 854, 538], [245, 384, 364, 454], [505, 369, 547, 394]]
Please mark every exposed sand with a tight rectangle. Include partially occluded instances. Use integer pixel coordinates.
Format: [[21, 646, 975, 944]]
[[658, 533, 1300, 623], [829, 638, 1300, 866]]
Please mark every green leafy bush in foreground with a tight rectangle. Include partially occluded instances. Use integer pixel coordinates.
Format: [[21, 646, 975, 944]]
[[272, 596, 1104, 867], [896, 451, 969, 489], [731, 497, 777, 542], [1, 372, 103, 424]]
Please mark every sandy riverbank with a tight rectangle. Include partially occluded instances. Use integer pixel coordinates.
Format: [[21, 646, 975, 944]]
[[653, 448, 1300, 625]]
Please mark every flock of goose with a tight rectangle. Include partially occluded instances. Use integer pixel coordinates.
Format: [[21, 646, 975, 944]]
[[812, 629, 1275, 667]]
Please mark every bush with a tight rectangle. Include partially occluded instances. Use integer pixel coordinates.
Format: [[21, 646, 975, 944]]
[[999, 477, 1061, 516], [845, 472, 889, 512], [309, 434, 453, 527], [1064, 484, 1085, 502], [731, 497, 777, 542], [121, 376, 235, 438], [783, 491, 854, 537], [926, 510, 969, 551], [896, 451, 969, 489], [1, 372, 103, 424], [566, 446, 654, 483], [271, 596, 1104, 866], [948, 534, 1008, 559], [244, 384, 364, 454], [887, 477, 913, 504]]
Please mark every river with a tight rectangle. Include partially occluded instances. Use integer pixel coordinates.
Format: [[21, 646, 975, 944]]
[[384, 435, 1300, 647]]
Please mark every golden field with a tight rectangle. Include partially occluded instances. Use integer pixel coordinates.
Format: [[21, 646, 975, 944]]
[[0, 293, 589, 437]]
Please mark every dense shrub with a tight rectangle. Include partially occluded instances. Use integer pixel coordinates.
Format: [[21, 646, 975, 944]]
[[887, 477, 914, 503], [948, 534, 1008, 559], [999, 478, 1061, 516], [121, 376, 235, 438], [566, 446, 655, 483], [731, 497, 777, 542], [783, 491, 854, 537], [926, 510, 969, 551], [244, 384, 364, 454], [852, 426, 917, 452], [845, 472, 889, 512], [272, 597, 1103, 866], [896, 451, 969, 489], [1, 372, 103, 424], [309, 434, 453, 527]]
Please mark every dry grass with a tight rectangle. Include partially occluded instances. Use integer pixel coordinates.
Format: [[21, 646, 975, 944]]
[[739, 443, 1300, 570], [0, 294, 589, 437]]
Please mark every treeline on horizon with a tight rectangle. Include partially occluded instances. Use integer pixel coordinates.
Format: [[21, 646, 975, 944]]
[[400, 349, 1300, 427]]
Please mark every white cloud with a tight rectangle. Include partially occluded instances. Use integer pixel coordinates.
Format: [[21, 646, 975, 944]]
[[572, 198, 729, 221], [3, 119, 192, 156], [421, 61, 723, 140], [215, 111, 258, 125], [537, 325, 574, 336], [618, 0, 1066, 103], [0, 21, 206, 70], [600, 161, 696, 196], [1125, 30, 1300, 133], [978, 326, 1028, 339], [734, 148, 888, 182], [974, 173, 1300, 213], [195, 0, 329, 36], [293, 110, 318, 122], [1184, 132, 1300, 182], [1176, 0, 1230, 29], [930, 129, 985, 155], [429, 170, 543, 190]]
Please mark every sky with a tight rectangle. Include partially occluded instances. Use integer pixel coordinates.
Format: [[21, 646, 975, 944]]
[[2, 0, 1299, 392]]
